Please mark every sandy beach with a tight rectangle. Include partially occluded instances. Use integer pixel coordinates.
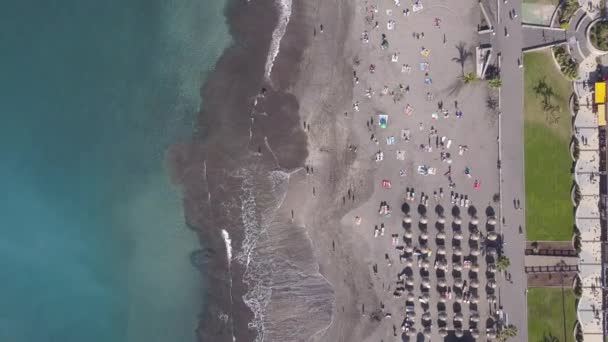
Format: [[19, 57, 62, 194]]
[[174, 0, 508, 340]]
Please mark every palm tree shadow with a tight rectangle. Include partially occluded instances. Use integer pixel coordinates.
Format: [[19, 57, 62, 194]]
[[452, 42, 472, 76], [541, 331, 559, 342]]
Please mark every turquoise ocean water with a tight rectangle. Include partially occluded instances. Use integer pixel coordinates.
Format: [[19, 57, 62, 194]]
[[0, 1, 230, 341]]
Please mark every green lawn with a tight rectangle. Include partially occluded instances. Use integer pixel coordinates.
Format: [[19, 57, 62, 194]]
[[524, 50, 574, 241], [528, 288, 577, 342]]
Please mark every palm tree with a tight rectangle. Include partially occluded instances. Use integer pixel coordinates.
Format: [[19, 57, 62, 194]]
[[496, 255, 511, 272], [452, 42, 472, 76], [498, 324, 518, 341], [488, 77, 502, 88], [461, 72, 477, 84]]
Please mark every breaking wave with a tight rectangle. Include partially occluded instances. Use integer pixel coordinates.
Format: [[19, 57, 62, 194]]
[[264, 0, 292, 79]]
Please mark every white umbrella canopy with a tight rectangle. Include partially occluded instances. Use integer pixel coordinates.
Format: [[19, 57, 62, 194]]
[[407, 327, 417, 336], [471, 263, 480, 272], [405, 259, 414, 267], [453, 246, 462, 256], [487, 329, 496, 338], [439, 328, 448, 337], [471, 248, 480, 256], [420, 217, 428, 225], [421, 259, 430, 268], [420, 232, 429, 240], [404, 230, 413, 239], [403, 215, 412, 224], [407, 292, 415, 301], [454, 232, 463, 240], [437, 246, 446, 255], [455, 328, 464, 338], [470, 294, 480, 304], [436, 232, 446, 240], [423, 327, 431, 338], [470, 313, 480, 322], [487, 247, 497, 256], [470, 279, 480, 288], [453, 217, 462, 225], [422, 277, 431, 288], [438, 311, 448, 321], [454, 278, 464, 288], [453, 262, 463, 271], [488, 264, 497, 273], [406, 278, 414, 286], [488, 279, 497, 288], [437, 278, 447, 287], [422, 312, 432, 321], [437, 260, 447, 270], [488, 294, 497, 304], [405, 245, 414, 253], [487, 218, 497, 226], [470, 217, 479, 225], [454, 313, 464, 322], [454, 293, 463, 302], [471, 328, 480, 338], [437, 216, 446, 224], [487, 231, 498, 241], [470, 232, 480, 241]]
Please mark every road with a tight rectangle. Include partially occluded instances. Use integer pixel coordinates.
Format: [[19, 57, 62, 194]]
[[488, 0, 529, 339]]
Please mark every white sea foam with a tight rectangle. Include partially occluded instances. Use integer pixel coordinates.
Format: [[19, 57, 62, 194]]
[[221, 229, 232, 263], [233, 167, 290, 342], [264, 0, 292, 79]]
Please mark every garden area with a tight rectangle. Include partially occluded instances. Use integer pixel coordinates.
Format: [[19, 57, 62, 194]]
[[528, 287, 578, 342], [524, 50, 574, 241], [590, 20, 608, 51]]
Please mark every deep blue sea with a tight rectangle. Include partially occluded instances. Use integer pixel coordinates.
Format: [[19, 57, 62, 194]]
[[0, 1, 229, 341]]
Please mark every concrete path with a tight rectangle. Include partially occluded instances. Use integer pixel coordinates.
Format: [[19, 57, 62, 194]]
[[521, 25, 567, 51], [480, 0, 528, 339]]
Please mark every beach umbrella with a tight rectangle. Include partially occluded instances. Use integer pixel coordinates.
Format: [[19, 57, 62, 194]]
[[407, 328, 416, 336], [421, 292, 430, 302], [454, 313, 464, 322], [403, 215, 412, 224], [470, 217, 479, 225], [487, 231, 498, 241], [488, 279, 497, 288], [471, 328, 480, 338], [438, 311, 448, 321], [437, 260, 447, 270], [406, 278, 414, 286], [436, 232, 446, 240], [453, 246, 462, 256], [471, 263, 480, 272], [420, 232, 429, 240], [454, 278, 464, 288], [487, 329, 496, 338], [470, 294, 480, 304], [453, 218, 462, 225], [420, 217, 428, 225], [487, 218, 497, 226], [470, 313, 480, 323], [421, 259, 430, 269], [439, 328, 448, 337], [470, 232, 480, 241], [404, 230, 413, 239], [488, 294, 497, 304], [422, 312, 432, 322], [487, 247, 497, 256], [455, 292, 463, 303], [405, 245, 414, 253], [407, 292, 415, 301], [423, 327, 431, 338], [471, 248, 480, 256], [488, 264, 497, 273], [470, 279, 479, 288], [422, 277, 431, 288], [437, 216, 446, 224], [437, 277, 447, 287], [455, 328, 464, 338], [438, 295, 446, 303], [454, 232, 463, 240], [453, 262, 462, 271], [437, 246, 446, 255], [405, 258, 413, 267]]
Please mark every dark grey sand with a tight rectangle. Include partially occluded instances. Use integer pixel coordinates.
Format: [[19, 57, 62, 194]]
[[170, 0, 503, 340]]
